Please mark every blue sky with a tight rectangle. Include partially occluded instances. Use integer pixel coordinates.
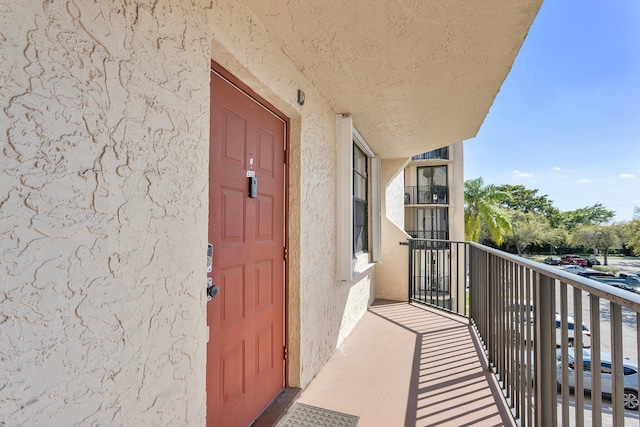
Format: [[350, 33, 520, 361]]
[[464, 1, 640, 222]]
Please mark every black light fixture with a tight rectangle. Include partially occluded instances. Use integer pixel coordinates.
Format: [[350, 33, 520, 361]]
[[297, 89, 305, 106]]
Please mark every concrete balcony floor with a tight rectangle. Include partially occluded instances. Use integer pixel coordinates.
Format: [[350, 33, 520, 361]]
[[294, 300, 516, 427]]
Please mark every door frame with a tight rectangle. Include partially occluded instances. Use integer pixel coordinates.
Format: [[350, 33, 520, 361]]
[[209, 59, 291, 389]]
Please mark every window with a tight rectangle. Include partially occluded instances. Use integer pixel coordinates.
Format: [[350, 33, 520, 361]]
[[353, 144, 368, 253], [417, 166, 448, 204], [411, 147, 449, 161], [336, 115, 380, 282], [416, 207, 448, 240]]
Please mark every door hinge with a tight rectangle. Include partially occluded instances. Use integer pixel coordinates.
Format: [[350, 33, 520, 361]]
[[284, 247, 288, 261], [283, 346, 288, 360]]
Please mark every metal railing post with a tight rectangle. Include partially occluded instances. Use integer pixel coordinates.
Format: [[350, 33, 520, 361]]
[[610, 302, 624, 427], [408, 239, 414, 302], [535, 273, 557, 427]]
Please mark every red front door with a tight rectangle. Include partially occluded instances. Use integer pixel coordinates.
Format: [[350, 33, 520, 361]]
[[207, 67, 286, 426]]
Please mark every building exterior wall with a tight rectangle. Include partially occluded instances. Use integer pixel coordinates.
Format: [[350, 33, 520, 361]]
[[403, 142, 464, 241], [209, 0, 375, 389], [375, 143, 465, 302], [376, 158, 411, 301], [1, 1, 211, 425], [400, 143, 466, 310], [1, 1, 374, 425], [450, 142, 465, 242]]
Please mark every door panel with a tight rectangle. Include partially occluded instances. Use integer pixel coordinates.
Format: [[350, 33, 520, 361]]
[[207, 68, 286, 427]]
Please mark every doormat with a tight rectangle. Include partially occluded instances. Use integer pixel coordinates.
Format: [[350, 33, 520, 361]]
[[276, 403, 359, 427]]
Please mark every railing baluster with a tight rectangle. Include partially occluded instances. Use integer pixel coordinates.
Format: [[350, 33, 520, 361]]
[[590, 294, 602, 427], [498, 257, 505, 385], [573, 288, 584, 427], [526, 267, 533, 427], [512, 264, 524, 419], [536, 273, 557, 427], [512, 262, 517, 416], [610, 302, 624, 427], [560, 282, 569, 426]]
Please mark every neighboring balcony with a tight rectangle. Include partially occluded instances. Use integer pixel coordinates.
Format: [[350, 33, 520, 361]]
[[405, 230, 449, 240], [411, 147, 449, 160], [404, 185, 448, 205], [287, 240, 640, 426]]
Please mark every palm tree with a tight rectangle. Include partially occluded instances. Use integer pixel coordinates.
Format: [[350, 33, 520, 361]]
[[464, 177, 512, 245]]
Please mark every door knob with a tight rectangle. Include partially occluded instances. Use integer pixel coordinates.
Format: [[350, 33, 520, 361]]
[[207, 278, 219, 301]]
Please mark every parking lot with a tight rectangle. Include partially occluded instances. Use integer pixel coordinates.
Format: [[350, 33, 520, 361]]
[[608, 257, 640, 275], [553, 256, 640, 424]]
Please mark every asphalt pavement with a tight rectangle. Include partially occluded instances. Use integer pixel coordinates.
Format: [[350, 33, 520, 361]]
[[554, 256, 640, 425], [606, 256, 640, 275]]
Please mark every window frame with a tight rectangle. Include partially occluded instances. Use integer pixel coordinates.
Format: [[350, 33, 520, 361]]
[[353, 143, 368, 254], [336, 115, 381, 282], [414, 207, 449, 240], [416, 165, 448, 204]]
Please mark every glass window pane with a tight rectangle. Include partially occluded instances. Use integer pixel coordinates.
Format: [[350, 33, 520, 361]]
[[353, 143, 368, 253], [415, 207, 449, 240], [354, 199, 368, 252], [354, 174, 367, 200], [354, 146, 367, 175], [433, 166, 447, 186]]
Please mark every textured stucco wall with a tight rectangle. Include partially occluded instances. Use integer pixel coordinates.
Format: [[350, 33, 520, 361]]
[[376, 158, 411, 301], [1, 2, 376, 425], [386, 170, 406, 229], [450, 142, 465, 242], [404, 150, 464, 241], [208, 0, 375, 388], [241, 0, 543, 159], [1, 1, 211, 425]]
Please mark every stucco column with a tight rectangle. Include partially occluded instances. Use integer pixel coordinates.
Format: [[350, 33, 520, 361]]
[[376, 158, 411, 301]]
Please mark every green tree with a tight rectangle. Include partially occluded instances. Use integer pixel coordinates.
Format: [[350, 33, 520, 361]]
[[464, 177, 512, 245], [495, 184, 561, 227], [504, 210, 548, 256], [621, 206, 640, 256], [560, 202, 615, 230], [545, 227, 569, 255], [570, 225, 620, 265]]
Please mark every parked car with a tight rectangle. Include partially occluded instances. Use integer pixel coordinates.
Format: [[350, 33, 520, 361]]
[[557, 348, 639, 410], [593, 274, 640, 293], [544, 256, 562, 265], [556, 312, 591, 348], [561, 265, 587, 274], [586, 257, 601, 266], [578, 270, 616, 279], [561, 254, 589, 266], [511, 308, 590, 348]]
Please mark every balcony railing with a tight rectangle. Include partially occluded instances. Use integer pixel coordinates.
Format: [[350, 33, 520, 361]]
[[404, 185, 448, 205], [405, 230, 448, 241], [408, 238, 640, 426], [411, 147, 449, 160]]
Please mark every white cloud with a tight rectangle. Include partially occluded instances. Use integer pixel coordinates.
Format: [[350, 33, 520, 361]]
[[620, 173, 635, 179], [553, 166, 563, 172], [577, 178, 592, 184], [512, 170, 534, 178]]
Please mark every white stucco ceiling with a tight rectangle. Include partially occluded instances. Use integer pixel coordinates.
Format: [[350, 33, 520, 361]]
[[241, 0, 542, 159]]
